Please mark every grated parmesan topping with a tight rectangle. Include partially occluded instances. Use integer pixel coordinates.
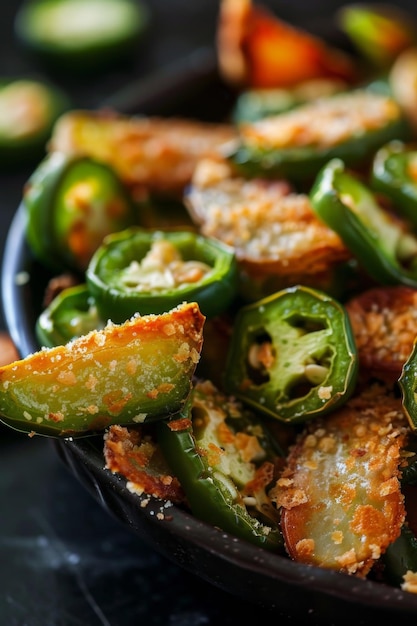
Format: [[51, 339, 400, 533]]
[[118, 239, 212, 293], [240, 91, 401, 150], [186, 158, 348, 272]]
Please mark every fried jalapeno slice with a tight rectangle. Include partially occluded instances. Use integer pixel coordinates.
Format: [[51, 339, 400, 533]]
[[270, 384, 409, 576], [0, 302, 204, 437], [48, 110, 236, 197], [224, 285, 358, 423], [157, 380, 284, 550], [310, 158, 417, 288], [227, 90, 407, 182], [346, 285, 417, 384], [185, 158, 352, 301], [104, 423, 185, 504]]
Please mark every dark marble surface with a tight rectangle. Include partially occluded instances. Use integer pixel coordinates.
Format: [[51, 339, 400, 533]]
[[1, 1, 417, 624]]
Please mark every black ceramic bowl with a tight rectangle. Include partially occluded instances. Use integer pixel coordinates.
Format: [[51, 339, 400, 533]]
[[3, 47, 417, 625]]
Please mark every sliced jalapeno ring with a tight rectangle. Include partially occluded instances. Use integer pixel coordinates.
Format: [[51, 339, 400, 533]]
[[15, 0, 149, 74], [36, 283, 104, 348], [0, 77, 69, 166], [86, 227, 238, 322], [224, 285, 358, 423], [372, 140, 417, 228], [24, 152, 137, 273], [310, 157, 417, 288]]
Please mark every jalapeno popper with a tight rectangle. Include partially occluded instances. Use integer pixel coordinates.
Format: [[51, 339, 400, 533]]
[[227, 90, 408, 182], [346, 285, 417, 385], [104, 423, 186, 504], [157, 379, 284, 550], [270, 383, 409, 576], [48, 110, 237, 197], [0, 302, 204, 437], [185, 157, 354, 301]]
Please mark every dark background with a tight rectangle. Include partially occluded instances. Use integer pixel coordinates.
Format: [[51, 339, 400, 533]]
[[0, 1, 417, 625]]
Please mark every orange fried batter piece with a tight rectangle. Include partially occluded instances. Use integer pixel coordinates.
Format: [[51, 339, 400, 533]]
[[270, 384, 409, 577], [186, 157, 351, 295], [217, 0, 356, 88], [346, 285, 417, 384], [49, 109, 236, 198], [104, 424, 185, 504]]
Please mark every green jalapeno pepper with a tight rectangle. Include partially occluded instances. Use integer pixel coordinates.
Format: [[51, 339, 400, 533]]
[[400, 456, 417, 485], [157, 380, 284, 551], [36, 283, 104, 348], [372, 140, 417, 228], [310, 158, 417, 288], [0, 302, 205, 437], [86, 227, 238, 322], [225, 286, 358, 423], [232, 78, 345, 124], [223, 285, 358, 424], [338, 4, 416, 69], [381, 525, 417, 588], [24, 151, 137, 274], [0, 78, 69, 167], [399, 339, 417, 431], [15, 0, 149, 74], [226, 90, 408, 182]]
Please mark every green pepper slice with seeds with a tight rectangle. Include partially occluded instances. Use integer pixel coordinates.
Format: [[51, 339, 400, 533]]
[[223, 285, 358, 423], [372, 140, 417, 227], [36, 283, 104, 348], [157, 380, 284, 551], [310, 158, 417, 288], [24, 151, 137, 274], [86, 227, 238, 322]]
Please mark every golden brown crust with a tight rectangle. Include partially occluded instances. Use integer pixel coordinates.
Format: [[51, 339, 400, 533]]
[[49, 110, 236, 197], [186, 157, 350, 277], [239, 91, 401, 151], [0, 303, 205, 433], [104, 424, 185, 503], [270, 384, 409, 576], [346, 285, 417, 384]]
